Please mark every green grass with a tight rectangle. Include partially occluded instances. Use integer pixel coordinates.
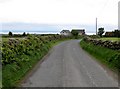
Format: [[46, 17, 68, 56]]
[[80, 40, 120, 72], [2, 37, 26, 42], [3, 48, 49, 87], [2, 38, 8, 42], [0, 69, 2, 88], [98, 37, 120, 42]]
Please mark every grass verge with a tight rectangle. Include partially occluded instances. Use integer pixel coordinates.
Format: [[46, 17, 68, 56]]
[[80, 40, 120, 72]]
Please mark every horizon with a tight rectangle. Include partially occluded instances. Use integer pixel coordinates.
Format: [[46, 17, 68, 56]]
[[0, 22, 118, 35]]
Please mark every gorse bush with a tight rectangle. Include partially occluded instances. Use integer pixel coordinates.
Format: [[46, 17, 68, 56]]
[[2, 34, 70, 87], [2, 35, 68, 65]]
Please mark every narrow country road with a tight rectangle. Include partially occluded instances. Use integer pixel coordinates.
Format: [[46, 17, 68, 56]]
[[21, 40, 118, 87]]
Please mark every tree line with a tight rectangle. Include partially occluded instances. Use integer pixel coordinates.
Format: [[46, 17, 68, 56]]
[[8, 31, 27, 37]]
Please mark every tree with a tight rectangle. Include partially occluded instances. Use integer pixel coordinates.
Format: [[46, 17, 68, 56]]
[[114, 30, 120, 37], [8, 31, 13, 36], [98, 27, 104, 37], [22, 32, 26, 36]]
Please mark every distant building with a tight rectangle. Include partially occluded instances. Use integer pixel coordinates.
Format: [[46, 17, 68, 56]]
[[60, 30, 71, 36], [105, 32, 114, 37], [71, 29, 85, 35]]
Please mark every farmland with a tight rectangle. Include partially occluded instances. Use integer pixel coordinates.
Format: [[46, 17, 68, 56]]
[[2, 37, 26, 42], [98, 37, 120, 42]]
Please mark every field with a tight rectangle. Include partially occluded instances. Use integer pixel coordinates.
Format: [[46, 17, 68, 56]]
[[2, 37, 26, 42], [98, 37, 120, 42], [2, 38, 8, 42], [2, 35, 51, 42]]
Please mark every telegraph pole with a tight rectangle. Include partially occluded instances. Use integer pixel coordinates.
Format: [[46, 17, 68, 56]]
[[96, 18, 97, 35]]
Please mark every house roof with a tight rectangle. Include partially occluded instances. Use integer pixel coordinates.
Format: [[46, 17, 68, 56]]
[[105, 32, 113, 33], [60, 30, 71, 33], [72, 29, 85, 33], [105, 32, 114, 34]]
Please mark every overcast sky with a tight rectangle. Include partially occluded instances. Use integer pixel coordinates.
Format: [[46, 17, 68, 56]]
[[0, 0, 119, 34]]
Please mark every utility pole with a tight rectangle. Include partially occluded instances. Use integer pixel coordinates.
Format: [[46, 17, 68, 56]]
[[96, 18, 97, 35]]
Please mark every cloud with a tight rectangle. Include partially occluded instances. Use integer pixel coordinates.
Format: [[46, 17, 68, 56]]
[[0, 0, 119, 26], [0, 0, 13, 3]]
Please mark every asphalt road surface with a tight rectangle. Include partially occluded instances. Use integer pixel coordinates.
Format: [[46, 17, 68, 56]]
[[21, 40, 118, 87]]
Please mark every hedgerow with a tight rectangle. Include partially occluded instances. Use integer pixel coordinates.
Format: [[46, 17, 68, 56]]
[[2, 34, 70, 87]]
